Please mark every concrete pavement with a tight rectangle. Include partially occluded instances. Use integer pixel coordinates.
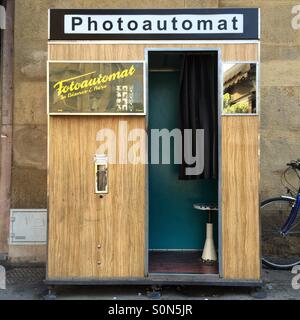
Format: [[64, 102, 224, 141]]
[[0, 265, 299, 300]]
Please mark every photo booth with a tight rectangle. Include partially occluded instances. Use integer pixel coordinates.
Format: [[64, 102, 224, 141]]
[[46, 8, 261, 286]]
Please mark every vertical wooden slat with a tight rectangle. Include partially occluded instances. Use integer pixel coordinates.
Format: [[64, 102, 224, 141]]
[[221, 116, 260, 280]]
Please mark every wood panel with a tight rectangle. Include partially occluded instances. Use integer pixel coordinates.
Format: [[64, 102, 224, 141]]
[[48, 42, 259, 280], [49, 43, 258, 61], [48, 43, 147, 279], [47, 116, 145, 279], [221, 116, 260, 280]]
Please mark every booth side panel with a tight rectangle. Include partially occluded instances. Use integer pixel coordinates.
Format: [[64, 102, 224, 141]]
[[221, 116, 260, 280], [47, 116, 145, 279]]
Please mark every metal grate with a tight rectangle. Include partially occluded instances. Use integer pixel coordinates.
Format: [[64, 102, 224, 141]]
[[6, 267, 45, 285]]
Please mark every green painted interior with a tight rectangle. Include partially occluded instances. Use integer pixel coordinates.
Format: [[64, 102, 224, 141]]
[[148, 71, 218, 250]]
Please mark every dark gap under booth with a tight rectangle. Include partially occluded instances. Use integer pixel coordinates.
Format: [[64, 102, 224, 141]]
[[46, 8, 261, 287]]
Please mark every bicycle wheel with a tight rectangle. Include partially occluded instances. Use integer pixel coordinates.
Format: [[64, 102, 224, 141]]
[[261, 197, 300, 269]]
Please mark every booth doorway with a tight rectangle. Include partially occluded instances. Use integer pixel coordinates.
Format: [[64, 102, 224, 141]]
[[147, 50, 219, 275]]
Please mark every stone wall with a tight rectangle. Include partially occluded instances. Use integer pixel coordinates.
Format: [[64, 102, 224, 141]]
[[8, 0, 300, 261]]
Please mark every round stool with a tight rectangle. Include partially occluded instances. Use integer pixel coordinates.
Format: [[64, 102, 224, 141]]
[[193, 203, 218, 262]]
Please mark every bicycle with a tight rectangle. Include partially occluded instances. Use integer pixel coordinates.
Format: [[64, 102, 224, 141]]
[[261, 159, 300, 270]]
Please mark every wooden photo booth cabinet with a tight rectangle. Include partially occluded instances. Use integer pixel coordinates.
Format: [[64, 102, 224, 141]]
[[46, 8, 261, 287]]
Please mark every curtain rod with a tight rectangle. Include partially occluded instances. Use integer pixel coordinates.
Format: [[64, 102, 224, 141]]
[[149, 52, 216, 56], [149, 69, 180, 72]]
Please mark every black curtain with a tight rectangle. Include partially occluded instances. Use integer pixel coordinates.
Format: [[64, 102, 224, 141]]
[[179, 53, 218, 180]]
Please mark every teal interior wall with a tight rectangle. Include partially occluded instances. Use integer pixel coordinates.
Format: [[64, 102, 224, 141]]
[[148, 71, 218, 250]]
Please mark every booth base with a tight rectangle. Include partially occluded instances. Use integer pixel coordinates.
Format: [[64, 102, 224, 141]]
[[44, 275, 263, 287]]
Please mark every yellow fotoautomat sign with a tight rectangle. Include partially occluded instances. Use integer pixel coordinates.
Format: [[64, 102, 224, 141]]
[[48, 61, 145, 114]]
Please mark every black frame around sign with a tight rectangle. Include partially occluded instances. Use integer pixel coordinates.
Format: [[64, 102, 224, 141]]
[[48, 8, 259, 41]]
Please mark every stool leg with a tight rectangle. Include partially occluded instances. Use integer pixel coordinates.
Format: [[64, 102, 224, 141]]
[[202, 223, 217, 262]]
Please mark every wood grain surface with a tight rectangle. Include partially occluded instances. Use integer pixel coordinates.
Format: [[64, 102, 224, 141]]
[[221, 116, 260, 280], [48, 42, 260, 280], [47, 116, 145, 278], [49, 43, 258, 62]]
